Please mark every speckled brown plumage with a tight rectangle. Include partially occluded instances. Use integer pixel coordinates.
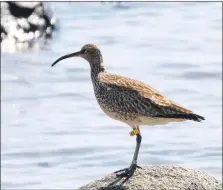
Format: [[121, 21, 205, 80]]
[[51, 44, 205, 177], [96, 72, 204, 125], [52, 44, 205, 127]]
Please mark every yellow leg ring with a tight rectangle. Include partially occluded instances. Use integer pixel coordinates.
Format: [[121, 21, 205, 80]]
[[129, 127, 140, 136]]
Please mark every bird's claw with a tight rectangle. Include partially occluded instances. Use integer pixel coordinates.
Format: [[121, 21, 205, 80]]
[[114, 164, 142, 178], [136, 165, 142, 169]]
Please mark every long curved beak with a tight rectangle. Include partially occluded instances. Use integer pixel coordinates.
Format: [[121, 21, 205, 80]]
[[51, 51, 82, 67]]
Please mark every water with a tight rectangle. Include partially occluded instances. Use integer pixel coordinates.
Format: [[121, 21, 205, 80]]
[[1, 2, 222, 189]]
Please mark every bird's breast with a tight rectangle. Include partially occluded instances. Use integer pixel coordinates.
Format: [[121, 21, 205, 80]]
[[93, 85, 141, 125]]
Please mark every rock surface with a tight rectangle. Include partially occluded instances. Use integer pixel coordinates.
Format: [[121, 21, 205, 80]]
[[77, 165, 222, 190]]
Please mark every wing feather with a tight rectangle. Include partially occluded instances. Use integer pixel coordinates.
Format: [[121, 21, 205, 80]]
[[99, 72, 192, 114]]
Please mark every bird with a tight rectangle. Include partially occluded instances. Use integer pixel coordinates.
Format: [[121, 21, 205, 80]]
[[51, 44, 205, 178]]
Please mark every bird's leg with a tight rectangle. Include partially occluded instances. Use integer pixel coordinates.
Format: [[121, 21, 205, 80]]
[[115, 127, 142, 178]]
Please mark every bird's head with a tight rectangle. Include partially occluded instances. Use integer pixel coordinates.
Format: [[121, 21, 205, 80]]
[[51, 44, 103, 67]]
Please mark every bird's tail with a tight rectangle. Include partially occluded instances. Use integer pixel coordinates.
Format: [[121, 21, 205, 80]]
[[183, 113, 205, 122], [156, 113, 205, 122]]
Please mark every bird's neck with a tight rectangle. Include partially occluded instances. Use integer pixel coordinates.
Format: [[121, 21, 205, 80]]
[[90, 59, 106, 81]]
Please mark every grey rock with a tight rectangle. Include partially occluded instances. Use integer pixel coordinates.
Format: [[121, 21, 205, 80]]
[[77, 165, 222, 190]]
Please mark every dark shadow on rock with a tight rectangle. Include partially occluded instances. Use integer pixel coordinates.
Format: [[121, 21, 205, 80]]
[[98, 176, 130, 190]]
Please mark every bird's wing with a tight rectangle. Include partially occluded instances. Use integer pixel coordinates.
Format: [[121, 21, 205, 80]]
[[99, 72, 192, 114]]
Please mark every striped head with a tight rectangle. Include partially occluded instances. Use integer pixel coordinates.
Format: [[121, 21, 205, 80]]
[[51, 44, 103, 67], [80, 44, 103, 64]]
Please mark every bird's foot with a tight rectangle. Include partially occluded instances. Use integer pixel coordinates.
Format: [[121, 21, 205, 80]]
[[114, 164, 142, 178]]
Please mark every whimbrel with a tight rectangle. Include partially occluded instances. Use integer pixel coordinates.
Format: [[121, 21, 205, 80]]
[[51, 44, 205, 178]]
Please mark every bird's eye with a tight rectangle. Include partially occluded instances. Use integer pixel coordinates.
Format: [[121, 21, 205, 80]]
[[82, 49, 87, 53]]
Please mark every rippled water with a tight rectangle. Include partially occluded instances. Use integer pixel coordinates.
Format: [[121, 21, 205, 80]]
[[1, 2, 222, 189]]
